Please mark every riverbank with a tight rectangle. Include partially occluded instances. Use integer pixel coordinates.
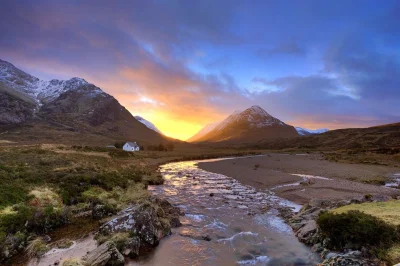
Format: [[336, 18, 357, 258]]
[[0, 144, 262, 265], [198, 153, 400, 204]]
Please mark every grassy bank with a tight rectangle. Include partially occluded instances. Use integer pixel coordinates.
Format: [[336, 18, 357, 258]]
[[326, 200, 400, 264], [0, 144, 261, 263]]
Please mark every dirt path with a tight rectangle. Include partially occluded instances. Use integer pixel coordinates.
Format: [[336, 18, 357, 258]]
[[198, 153, 400, 204]]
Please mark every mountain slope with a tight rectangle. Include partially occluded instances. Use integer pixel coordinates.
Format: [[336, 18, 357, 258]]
[[135, 116, 162, 134], [295, 127, 329, 136], [0, 59, 172, 145], [187, 122, 219, 142], [193, 106, 298, 144]]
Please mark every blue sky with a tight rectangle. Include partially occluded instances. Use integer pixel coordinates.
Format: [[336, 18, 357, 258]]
[[1, 0, 399, 139]]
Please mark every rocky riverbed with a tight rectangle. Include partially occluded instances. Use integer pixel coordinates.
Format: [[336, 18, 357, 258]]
[[134, 159, 320, 265]]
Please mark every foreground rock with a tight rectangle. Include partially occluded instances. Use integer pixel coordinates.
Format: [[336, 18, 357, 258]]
[[97, 197, 184, 259], [278, 196, 395, 266], [83, 241, 124, 266]]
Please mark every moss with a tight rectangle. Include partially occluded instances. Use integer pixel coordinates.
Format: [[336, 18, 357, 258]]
[[96, 232, 130, 251]]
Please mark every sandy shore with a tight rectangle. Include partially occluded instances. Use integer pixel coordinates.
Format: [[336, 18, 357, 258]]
[[198, 154, 400, 204]]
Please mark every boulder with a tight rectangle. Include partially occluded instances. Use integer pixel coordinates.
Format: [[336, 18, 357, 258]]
[[295, 220, 317, 244], [83, 241, 125, 266], [98, 197, 183, 258], [83, 241, 124, 266]]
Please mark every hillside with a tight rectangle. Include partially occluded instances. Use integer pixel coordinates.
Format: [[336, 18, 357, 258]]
[[257, 122, 400, 152]]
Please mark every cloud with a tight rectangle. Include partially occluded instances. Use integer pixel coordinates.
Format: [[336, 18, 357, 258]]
[[257, 42, 306, 57], [1, 0, 400, 138]]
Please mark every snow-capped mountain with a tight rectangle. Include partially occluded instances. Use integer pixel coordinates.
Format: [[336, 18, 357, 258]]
[[135, 116, 163, 134], [295, 127, 329, 136], [0, 59, 103, 105], [191, 105, 298, 143], [0, 59, 170, 144]]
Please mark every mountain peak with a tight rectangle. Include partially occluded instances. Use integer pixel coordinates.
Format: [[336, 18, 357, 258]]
[[190, 105, 298, 143]]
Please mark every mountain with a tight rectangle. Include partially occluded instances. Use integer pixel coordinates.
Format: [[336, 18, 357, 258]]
[[187, 122, 219, 142], [0, 59, 172, 145], [135, 116, 162, 134], [295, 127, 329, 136], [191, 105, 298, 144]]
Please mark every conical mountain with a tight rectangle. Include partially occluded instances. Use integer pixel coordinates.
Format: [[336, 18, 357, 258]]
[[191, 105, 298, 143]]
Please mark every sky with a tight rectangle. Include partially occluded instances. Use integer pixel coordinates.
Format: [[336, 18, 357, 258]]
[[1, 0, 400, 140]]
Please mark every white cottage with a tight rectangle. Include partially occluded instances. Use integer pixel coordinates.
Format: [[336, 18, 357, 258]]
[[123, 142, 140, 152]]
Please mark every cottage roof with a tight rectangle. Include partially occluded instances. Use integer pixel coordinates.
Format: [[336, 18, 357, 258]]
[[125, 142, 139, 147]]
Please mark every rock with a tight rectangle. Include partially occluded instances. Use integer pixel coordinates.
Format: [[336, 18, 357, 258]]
[[295, 220, 317, 244], [309, 199, 333, 209], [179, 232, 211, 241], [83, 241, 124, 266], [54, 260, 59, 265], [320, 250, 378, 266], [371, 194, 392, 202], [98, 197, 183, 258]]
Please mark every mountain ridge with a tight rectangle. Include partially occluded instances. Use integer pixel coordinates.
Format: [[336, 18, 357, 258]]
[[295, 127, 329, 136]]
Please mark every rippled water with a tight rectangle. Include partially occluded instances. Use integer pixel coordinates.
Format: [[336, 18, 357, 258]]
[[129, 158, 320, 266]]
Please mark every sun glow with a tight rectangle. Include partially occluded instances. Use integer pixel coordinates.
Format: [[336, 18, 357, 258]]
[[134, 111, 202, 141]]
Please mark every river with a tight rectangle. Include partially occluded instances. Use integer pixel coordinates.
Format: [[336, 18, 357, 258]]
[[129, 157, 320, 266]]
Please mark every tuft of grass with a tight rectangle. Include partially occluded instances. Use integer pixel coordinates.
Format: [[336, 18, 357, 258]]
[[386, 244, 400, 265], [62, 258, 84, 266], [25, 237, 49, 258], [96, 232, 130, 251]]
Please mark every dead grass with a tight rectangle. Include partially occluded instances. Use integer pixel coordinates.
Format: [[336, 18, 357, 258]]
[[387, 245, 400, 264], [25, 237, 49, 258]]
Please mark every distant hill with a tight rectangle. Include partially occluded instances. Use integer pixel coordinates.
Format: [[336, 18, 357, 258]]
[[258, 123, 400, 151], [190, 105, 298, 144], [0, 59, 176, 145]]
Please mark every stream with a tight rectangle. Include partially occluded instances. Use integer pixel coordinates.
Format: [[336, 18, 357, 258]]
[[129, 158, 320, 266]]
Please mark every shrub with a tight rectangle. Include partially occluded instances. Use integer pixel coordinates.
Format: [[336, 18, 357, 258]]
[[317, 210, 400, 251]]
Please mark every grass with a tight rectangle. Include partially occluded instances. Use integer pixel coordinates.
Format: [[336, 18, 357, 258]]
[[329, 200, 400, 263], [62, 258, 83, 266], [25, 237, 49, 258], [0, 144, 263, 263], [332, 200, 400, 226], [387, 245, 400, 264]]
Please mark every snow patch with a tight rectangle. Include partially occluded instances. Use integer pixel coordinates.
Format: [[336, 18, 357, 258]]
[[135, 116, 162, 134], [296, 127, 329, 135]]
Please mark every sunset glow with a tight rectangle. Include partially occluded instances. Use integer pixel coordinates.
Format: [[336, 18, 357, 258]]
[[1, 0, 399, 140]]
